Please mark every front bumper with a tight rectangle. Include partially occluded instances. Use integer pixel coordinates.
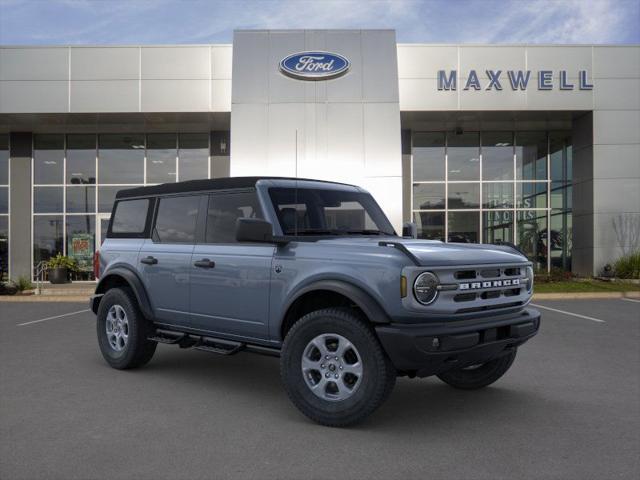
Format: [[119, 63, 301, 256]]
[[375, 308, 540, 377]]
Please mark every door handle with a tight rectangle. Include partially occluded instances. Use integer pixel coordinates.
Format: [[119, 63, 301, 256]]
[[140, 256, 158, 265], [194, 258, 216, 269]]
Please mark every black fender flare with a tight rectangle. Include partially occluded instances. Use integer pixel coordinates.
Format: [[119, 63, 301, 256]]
[[92, 266, 154, 319], [282, 279, 391, 326]]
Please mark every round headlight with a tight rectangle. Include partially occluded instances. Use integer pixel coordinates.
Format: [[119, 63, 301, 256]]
[[413, 272, 439, 305], [526, 266, 534, 293]]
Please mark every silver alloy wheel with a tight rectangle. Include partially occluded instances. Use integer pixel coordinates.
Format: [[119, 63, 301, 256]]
[[301, 333, 363, 402], [105, 304, 129, 352]]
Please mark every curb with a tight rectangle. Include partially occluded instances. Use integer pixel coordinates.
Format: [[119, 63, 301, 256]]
[[0, 295, 90, 302], [533, 291, 640, 300]]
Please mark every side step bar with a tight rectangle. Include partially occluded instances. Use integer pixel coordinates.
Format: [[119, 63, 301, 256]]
[[148, 328, 280, 357]]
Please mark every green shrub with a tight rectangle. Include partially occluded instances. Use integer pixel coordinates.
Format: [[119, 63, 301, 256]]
[[14, 276, 34, 292], [46, 253, 78, 272], [614, 251, 640, 279]]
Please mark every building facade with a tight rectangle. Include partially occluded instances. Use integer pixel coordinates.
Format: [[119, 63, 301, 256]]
[[0, 30, 638, 281]]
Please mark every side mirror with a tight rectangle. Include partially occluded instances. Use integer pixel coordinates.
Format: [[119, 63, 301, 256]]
[[402, 221, 417, 239], [236, 218, 275, 243]]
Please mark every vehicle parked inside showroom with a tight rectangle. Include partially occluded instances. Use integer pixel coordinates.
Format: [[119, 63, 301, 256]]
[[90, 177, 540, 427]]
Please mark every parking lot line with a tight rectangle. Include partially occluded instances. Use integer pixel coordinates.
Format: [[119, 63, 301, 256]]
[[16, 309, 90, 327], [621, 298, 640, 304], [530, 303, 605, 323]]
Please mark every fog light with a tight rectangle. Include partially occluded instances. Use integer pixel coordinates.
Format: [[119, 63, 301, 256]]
[[414, 271, 439, 305]]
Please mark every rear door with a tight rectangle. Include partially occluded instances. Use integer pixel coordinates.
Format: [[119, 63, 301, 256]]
[[138, 194, 203, 326], [189, 190, 274, 340]]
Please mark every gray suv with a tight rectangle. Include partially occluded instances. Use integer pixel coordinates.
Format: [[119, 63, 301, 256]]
[[91, 177, 540, 426]]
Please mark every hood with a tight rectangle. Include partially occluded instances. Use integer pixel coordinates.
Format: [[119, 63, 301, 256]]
[[313, 237, 528, 266]]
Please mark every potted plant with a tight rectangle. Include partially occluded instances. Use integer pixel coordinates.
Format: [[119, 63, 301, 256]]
[[47, 254, 78, 284]]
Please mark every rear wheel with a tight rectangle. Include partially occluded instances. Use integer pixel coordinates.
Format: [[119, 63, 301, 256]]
[[436, 349, 517, 390], [96, 287, 157, 369], [280, 308, 396, 427]]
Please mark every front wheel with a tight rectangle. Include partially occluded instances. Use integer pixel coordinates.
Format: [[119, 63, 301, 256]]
[[436, 348, 517, 390], [280, 308, 396, 427]]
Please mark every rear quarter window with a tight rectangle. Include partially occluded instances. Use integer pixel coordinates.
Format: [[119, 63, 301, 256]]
[[153, 195, 201, 243], [110, 199, 151, 236]]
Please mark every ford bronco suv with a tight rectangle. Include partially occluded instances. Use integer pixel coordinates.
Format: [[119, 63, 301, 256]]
[[91, 177, 540, 427]]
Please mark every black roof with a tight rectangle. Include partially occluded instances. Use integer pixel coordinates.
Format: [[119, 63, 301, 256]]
[[114, 176, 355, 199]]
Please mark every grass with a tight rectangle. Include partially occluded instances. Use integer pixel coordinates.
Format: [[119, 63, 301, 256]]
[[534, 279, 640, 293]]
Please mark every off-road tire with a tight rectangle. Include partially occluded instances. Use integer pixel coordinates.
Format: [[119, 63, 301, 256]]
[[436, 348, 517, 390], [97, 287, 157, 369], [280, 308, 396, 427]]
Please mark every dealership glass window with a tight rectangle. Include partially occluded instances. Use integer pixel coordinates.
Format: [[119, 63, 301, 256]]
[[482, 132, 514, 181], [98, 186, 123, 213], [0, 187, 7, 214], [66, 186, 96, 213], [550, 132, 572, 183], [0, 216, 7, 279], [34, 186, 63, 213], [483, 182, 514, 209], [412, 183, 445, 210], [516, 132, 547, 181], [66, 134, 96, 184], [178, 133, 209, 181], [550, 209, 572, 271], [517, 210, 548, 271], [66, 215, 96, 280], [147, 133, 177, 184], [414, 211, 445, 241], [447, 132, 480, 181], [483, 210, 514, 244], [448, 183, 480, 209], [448, 211, 479, 243], [517, 182, 547, 209], [34, 135, 64, 185], [412, 133, 445, 181], [0, 134, 8, 185], [98, 134, 145, 184], [33, 215, 64, 266]]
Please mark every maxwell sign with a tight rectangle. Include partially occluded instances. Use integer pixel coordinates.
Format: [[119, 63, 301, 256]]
[[437, 69, 593, 91], [279, 52, 350, 80]]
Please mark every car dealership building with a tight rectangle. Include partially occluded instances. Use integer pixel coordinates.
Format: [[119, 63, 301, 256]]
[[0, 29, 638, 281]]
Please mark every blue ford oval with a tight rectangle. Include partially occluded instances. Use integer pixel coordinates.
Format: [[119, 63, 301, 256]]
[[279, 51, 350, 80]]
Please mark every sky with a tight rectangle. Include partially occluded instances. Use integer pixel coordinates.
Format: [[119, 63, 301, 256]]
[[0, 0, 638, 45]]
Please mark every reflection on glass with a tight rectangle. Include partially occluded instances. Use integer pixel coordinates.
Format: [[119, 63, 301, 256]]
[[483, 211, 513, 243], [98, 186, 125, 213], [448, 212, 479, 243], [412, 183, 445, 210], [33, 215, 64, 267], [550, 132, 572, 183], [413, 133, 445, 181], [448, 183, 480, 209], [147, 133, 177, 184], [550, 209, 572, 271], [517, 182, 547, 209], [482, 132, 514, 181], [414, 211, 445, 241], [0, 187, 7, 214], [550, 182, 572, 210], [66, 186, 96, 213], [0, 216, 7, 279], [0, 134, 8, 185], [34, 187, 63, 213], [67, 134, 96, 184], [98, 134, 144, 184], [66, 215, 96, 280], [178, 133, 208, 181], [516, 132, 547, 181], [448, 132, 479, 181], [483, 182, 514, 209], [517, 210, 547, 270], [34, 134, 64, 185]]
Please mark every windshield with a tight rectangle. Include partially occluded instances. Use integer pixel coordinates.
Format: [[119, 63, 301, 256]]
[[268, 187, 396, 236]]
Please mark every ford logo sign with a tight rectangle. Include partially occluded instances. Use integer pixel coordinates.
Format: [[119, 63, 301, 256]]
[[279, 51, 350, 81]]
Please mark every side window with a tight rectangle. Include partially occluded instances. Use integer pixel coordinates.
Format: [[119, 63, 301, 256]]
[[111, 199, 150, 235], [154, 195, 200, 243], [206, 191, 263, 243]]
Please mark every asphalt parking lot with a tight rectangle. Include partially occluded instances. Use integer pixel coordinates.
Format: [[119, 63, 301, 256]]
[[1, 299, 638, 480]]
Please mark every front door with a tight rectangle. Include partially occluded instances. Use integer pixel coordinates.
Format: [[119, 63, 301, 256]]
[[189, 191, 274, 341], [138, 194, 203, 326]]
